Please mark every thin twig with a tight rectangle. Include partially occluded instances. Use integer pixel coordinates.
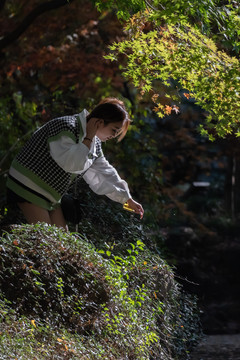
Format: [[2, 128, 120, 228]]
[[174, 274, 199, 286], [145, 0, 165, 11]]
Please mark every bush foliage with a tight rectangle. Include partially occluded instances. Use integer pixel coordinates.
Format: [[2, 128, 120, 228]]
[[0, 219, 201, 359]]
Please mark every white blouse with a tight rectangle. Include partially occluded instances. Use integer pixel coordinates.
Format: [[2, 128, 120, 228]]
[[49, 110, 131, 204]]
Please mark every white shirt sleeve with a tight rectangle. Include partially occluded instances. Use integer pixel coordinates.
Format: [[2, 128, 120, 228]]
[[49, 135, 90, 173], [83, 155, 132, 204]]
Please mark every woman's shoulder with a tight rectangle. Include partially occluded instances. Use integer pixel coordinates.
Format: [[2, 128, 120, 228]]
[[49, 109, 88, 131], [43, 110, 88, 142], [48, 114, 79, 127], [45, 114, 81, 137]]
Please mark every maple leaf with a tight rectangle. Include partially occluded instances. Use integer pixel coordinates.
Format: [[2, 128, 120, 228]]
[[183, 93, 190, 99], [151, 93, 159, 103], [165, 105, 172, 115], [172, 105, 180, 114]]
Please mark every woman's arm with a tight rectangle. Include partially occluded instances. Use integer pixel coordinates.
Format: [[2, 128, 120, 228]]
[[83, 155, 130, 202], [83, 156, 144, 218], [49, 135, 90, 172]]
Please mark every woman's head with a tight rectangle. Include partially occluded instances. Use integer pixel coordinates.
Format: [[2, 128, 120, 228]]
[[87, 97, 131, 141]]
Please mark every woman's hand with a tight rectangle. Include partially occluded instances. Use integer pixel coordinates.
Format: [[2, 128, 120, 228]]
[[83, 118, 102, 149], [126, 198, 144, 219]]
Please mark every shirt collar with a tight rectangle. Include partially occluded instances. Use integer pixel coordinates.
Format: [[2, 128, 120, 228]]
[[79, 109, 97, 157]]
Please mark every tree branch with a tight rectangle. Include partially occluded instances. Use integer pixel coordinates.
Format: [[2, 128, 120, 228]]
[[0, 0, 75, 51]]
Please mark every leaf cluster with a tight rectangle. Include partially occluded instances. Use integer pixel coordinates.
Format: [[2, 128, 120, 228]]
[[93, 0, 146, 20], [105, 10, 240, 140], [0, 94, 38, 173], [94, 0, 240, 54]]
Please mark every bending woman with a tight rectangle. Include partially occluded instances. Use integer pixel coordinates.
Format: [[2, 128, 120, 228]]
[[6, 97, 144, 230]]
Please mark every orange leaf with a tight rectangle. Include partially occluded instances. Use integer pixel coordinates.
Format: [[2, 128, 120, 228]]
[[183, 93, 190, 99], [165, 105, 172, 115], [13, 240, 19, 246], [151, 94, 159, 103]]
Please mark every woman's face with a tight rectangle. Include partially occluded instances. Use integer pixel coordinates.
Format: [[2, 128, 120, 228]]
[[96, 120, 123, 142]]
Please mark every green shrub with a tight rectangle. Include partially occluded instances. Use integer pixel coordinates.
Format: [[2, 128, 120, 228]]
[[0, 224, 109, 333], [0, 222, 201, 359]]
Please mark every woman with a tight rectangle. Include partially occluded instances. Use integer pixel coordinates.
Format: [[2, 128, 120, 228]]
[[6, 97, 144, 230]]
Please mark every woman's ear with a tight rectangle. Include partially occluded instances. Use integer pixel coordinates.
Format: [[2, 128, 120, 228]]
[[97, 119, 105, 127]]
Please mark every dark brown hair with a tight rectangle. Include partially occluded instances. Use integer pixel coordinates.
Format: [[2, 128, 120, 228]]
[[87, 97, 131, 141]]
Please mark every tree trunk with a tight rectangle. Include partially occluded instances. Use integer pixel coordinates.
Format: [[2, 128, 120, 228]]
[[224, 145, 240, 219]]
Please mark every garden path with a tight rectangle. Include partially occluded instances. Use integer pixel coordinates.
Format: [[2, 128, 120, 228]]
[[190, 334, 240, 360]]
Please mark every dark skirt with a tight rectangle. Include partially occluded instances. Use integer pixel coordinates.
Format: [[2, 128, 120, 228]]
[[6, 188, 31, 204]]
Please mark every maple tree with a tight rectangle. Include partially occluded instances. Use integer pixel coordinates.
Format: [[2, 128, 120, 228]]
[[95, 0, 240, 140], [94, 0, 240, 216], [0, 0, 124, 96], [0, 0, 126, 173]]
